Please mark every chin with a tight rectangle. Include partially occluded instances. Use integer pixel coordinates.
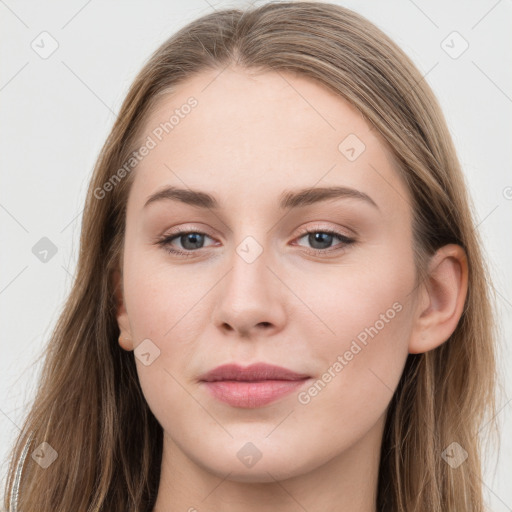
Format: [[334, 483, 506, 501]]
[[193, 448, 311, 483]]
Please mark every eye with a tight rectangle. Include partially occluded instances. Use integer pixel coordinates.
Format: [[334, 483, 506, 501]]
[[293, 227, 355, 255], [155, 229, 217, 257]]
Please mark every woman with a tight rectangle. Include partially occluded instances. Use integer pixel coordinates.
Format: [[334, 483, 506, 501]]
[[4, 2, 499, 511]]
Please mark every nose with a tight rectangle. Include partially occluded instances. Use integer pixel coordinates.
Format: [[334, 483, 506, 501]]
[[211, 241, 287, 339]]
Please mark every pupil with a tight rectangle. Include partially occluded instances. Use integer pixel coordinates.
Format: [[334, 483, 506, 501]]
[[182, 233, 203, 250], [309, 232, 332, 249]]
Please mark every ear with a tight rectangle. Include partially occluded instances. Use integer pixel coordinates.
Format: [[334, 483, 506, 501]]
[[408, 244, 468, 354], [112, 268, 134, 351]]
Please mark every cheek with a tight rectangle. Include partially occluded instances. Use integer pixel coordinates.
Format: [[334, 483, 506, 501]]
[[122, 246, 209, 342], [292, 282, 412, 458], [292, 249, 414, 416], [121, 250, 214, 418], [297, 246, 415, 354]]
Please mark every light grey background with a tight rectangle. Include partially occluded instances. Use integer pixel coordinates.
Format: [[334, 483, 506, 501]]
[[1, 0, 511, 509]]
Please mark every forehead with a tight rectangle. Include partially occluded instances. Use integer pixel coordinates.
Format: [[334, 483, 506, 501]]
[[127, 67, 411, 218]]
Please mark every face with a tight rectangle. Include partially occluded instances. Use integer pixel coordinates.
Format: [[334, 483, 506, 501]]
[[116, 67, 419, 482]]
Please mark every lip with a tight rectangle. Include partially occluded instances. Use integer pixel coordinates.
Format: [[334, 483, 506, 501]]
[[199, 363, 311, 408]]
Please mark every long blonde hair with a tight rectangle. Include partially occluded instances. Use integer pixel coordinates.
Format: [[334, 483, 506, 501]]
[[4, 2, 500, 510]]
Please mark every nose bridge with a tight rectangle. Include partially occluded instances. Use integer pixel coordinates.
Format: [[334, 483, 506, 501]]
[[225, 232, 274, 307], [212, 228, 286, 335]]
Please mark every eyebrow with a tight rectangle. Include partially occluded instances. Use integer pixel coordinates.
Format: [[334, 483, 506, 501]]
[[143, 185, 379, 211]]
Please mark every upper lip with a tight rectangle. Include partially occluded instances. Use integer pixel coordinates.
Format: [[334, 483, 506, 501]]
[[199, 363, 310, 382]]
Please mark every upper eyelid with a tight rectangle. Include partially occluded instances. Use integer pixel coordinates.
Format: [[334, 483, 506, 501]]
[[163, 225, 352, 240]]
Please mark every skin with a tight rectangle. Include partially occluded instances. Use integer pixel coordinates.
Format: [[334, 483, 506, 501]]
[[114, 66, 468, 512]]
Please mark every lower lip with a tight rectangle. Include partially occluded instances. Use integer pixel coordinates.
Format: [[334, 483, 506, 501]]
[[201, 379, 310, 408]]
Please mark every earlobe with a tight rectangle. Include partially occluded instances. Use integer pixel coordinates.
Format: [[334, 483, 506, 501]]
[[408, 244, 468, 354], [112, 268, 134, 351], [118, 335, 134, 351]]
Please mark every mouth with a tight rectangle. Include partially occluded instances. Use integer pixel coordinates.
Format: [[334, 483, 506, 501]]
[[199, 363, 311, 408]]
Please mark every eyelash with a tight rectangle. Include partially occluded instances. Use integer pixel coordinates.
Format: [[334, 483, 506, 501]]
[[155, 225, 356, 258]]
